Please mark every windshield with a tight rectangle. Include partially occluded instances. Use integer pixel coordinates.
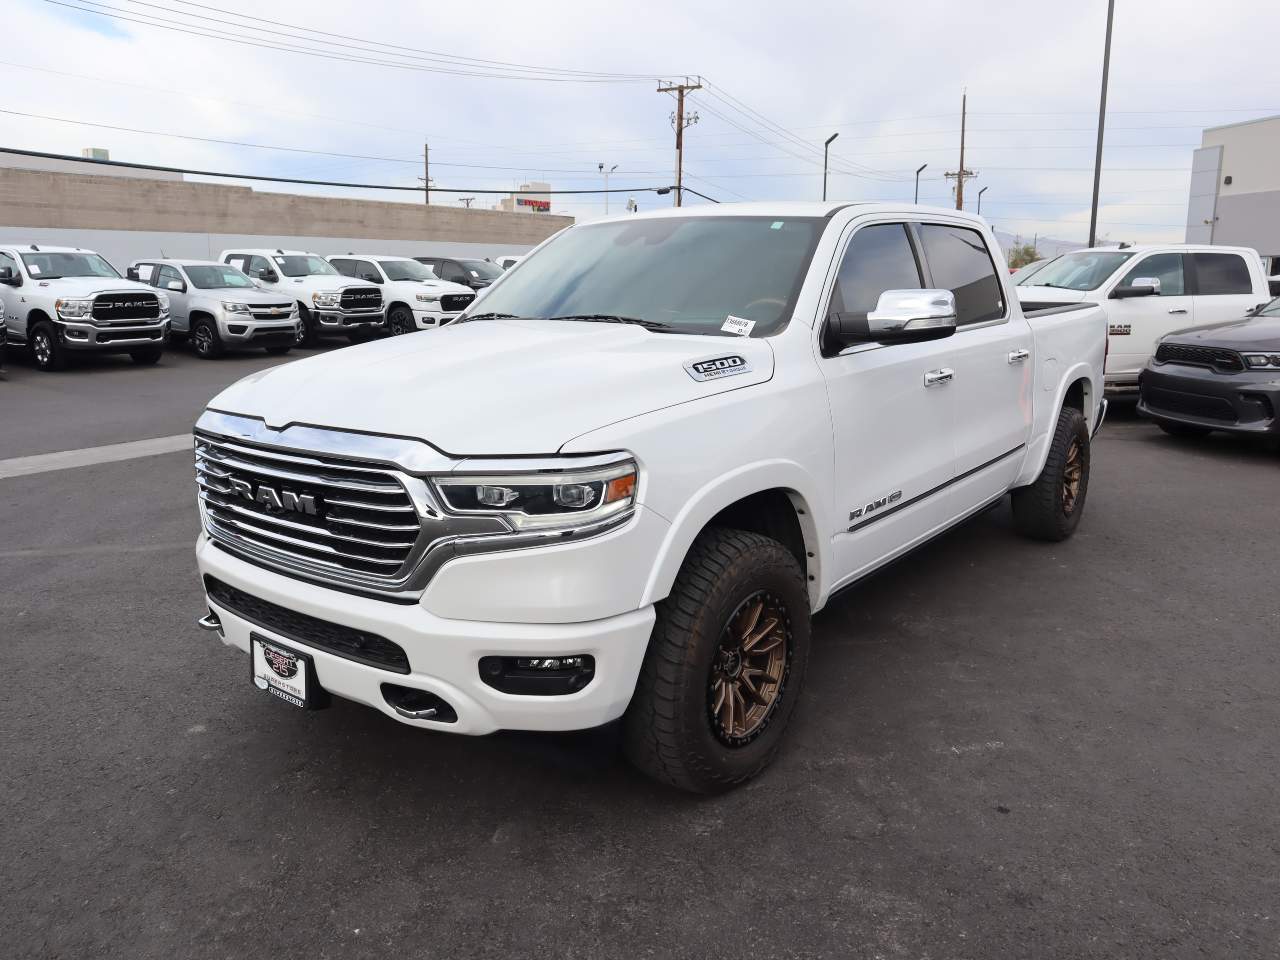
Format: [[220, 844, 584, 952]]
[[465, 216, 824, 336], [457, 259, 504, 281], [380, 259, 436, 282], [1259, 297, 1280, 317], [21, 251, 120, 280], [275, 255, 338, 277], [186, 265, 256, 289], [1020, 251, 1134, 291]]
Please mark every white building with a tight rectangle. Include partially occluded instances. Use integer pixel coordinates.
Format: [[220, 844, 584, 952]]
[[1186, 116, 1280, 286]]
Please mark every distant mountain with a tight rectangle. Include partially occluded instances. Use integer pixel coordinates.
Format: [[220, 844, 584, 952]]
[[992, 229, 1085, 263]]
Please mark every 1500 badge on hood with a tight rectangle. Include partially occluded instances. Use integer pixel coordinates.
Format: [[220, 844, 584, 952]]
[[684, 354, 752, 382]]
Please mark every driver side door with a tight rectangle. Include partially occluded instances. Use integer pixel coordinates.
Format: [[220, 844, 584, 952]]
[[1105, 252, 1193, 384], [820, 221, 959, 588]]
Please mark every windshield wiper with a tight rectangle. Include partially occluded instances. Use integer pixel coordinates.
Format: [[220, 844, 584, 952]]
[[462, 312, 523, 321], [547, 314, 674, 331]]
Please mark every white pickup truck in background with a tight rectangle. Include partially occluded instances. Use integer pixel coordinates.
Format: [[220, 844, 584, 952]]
[[1015, 244, 1271, 394], [192, 203, 1106, 793]]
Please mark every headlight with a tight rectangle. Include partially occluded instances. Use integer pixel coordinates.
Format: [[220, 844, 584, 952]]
[[54, 298, 93, 319], [156, 292, 170, 312], [416, 293, 440, 303], [312, 291, 341, 308], [433, 458, 637, 532], [222, 301, 252, 313], [1243, 353, 1280, 369]]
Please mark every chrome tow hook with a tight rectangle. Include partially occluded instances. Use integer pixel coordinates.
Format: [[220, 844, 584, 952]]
[[391, 704, 439, 721], [196, 611, 223, 635]]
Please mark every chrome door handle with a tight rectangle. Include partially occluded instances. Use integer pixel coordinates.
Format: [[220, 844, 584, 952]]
[[924, 368, 954, 387], [1168, 308, 1188, 315], [1008, 349, 1030, 364]]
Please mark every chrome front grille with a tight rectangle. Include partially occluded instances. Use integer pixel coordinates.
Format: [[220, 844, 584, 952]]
[[249, 302, 295, 321], [194, 433, 424, 585]]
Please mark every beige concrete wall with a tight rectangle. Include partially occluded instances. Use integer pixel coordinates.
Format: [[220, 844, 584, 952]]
[[1203, 116, 1280, 198], [0, 167, 572, 244]]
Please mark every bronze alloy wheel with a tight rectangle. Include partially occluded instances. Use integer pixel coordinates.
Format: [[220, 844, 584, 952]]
[[1062, 437, 1083, 514], [708, 590, 792, 747]]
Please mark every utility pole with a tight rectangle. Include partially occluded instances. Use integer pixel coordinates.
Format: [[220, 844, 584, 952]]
[[977, 186, 988, 215], [945, 92, 976, 209], [914, 163, 927, 203], [822, 133, 839, 201], [598, 162, 618, 215], [418, 142, 431, 205], [1088, 0, 1116, 248], [459, 196, 475, 208], [657, 77, 702, 206]]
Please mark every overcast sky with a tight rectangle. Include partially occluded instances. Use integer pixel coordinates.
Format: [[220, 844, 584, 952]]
[[8, 0, 1277, 246]]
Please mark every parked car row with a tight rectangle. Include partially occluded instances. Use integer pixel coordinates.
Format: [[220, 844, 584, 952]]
[[0, 244, 498, 370]]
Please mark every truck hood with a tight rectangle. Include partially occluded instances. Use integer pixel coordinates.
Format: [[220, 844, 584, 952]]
[[1165, 314, 1280, 351], [271, 276, 375, 294], [27, 277, 157, 298], [208, 318, 775, 456], [1015, 286, 1089, 305], [211, 287, 297, 306]]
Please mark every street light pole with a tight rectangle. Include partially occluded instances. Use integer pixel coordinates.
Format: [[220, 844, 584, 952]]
[[823, 133, 839, 201], [914, 163, 927, 204], [598, 162, 618, 215], [1088, 0, 1116, 248], [977, 186, 988, 215]]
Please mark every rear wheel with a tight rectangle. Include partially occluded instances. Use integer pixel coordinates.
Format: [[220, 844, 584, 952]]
[[129, 346, 163, 365], [190, 318, 224, 359], [1156, 420, 1211, 439], [623, 527, 811, 794], [388, 305, 415, 336], [30, 322, 66, 371], [1011, 405, 1090, 542]]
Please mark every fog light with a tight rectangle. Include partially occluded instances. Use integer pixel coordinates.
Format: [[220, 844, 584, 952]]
[[478, 655, 596, 696]]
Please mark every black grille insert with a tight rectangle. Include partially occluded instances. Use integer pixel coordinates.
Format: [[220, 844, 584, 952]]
[[204, 575, 410, 673], [441, 293, 474, 313], [1155, 343, 1244, 372], [340, 287, 382, 310], [1142, 385, 1237, 423], [93, 292, 161, 322]]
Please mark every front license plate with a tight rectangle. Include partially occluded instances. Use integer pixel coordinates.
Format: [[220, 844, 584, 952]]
[[250, 634, 315, 709]]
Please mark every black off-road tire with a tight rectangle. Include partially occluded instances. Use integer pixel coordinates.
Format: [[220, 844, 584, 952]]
[[1156, 420, 1211, 439], [30, 322, 67, 371], [1011, 404, 1091, 542], [295, 305, 318, 347], [388, 305, 416, 336], [190, 318, 224, 359], [623, 527, 811, 794], [129, 346, 164, 365]]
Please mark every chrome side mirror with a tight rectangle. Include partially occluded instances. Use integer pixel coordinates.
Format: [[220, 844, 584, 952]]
[[829, 288, 958, 348], [1114, 276, 1160, 298]]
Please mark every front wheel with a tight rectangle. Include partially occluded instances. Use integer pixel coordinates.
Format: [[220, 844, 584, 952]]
[[295, 306, 318, 347], [190, 318, 223, 359], [388, 305, 415, 336], [30, 322, 67, 371], [623, 527, 811, 794], [1011, 404, 1090, 542]]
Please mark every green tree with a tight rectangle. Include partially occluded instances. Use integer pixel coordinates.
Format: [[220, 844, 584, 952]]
[[1008, 242, 1041, 269]]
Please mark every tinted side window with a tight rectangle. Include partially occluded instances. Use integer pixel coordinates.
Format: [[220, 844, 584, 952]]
[[1193, 253, 1251, 295], [831, 223, 922, 317], [918, 224, 1005, 325], [441, 260, 469, 284], [330, 258, 356, 277], [132, 262, 157, 285], [1121, 254, 1184, 296], [353, 260, 382, 283], [247, 255, 273, 277], [224, 254, 247, 272]]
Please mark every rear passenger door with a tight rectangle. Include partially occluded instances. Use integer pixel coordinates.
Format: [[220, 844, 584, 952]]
[[1107, 253, 1194, 383], [918, 222, 1032, 499], [1189, 251, 1259, 325], [821, 220, 959, 585]]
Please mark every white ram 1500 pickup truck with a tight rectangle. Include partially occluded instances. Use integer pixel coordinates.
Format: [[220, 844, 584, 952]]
[[193, 203, 1106, 793], [1015, 244, 1271, 394]]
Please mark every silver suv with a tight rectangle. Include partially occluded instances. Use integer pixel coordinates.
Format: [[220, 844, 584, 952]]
[[129, 260, 298, 359]]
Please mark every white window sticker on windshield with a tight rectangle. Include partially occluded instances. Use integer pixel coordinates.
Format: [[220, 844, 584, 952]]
[[771, 221, 784, 230], [274, 257, 286, 264], [28, 263, 41, 275], [722, 315, 755, 336]]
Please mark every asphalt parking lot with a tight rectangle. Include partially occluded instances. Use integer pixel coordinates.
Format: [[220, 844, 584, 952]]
[[2, 347, 1278, 959]]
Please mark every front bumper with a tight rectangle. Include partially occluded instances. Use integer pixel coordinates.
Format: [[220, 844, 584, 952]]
[[1138, 362, 1280, 435], [57, 317, 168, 350], [196, 534, 655, 735], [412, 307, 463, 329], [315, 307, 385, 330], [218, 317, 298, 347]]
